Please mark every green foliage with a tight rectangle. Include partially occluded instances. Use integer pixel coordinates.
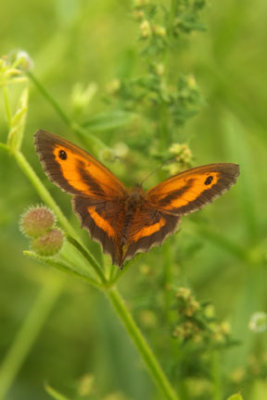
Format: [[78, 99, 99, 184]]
[[0, 0, 267, 400], [227, 394, 244, 400]]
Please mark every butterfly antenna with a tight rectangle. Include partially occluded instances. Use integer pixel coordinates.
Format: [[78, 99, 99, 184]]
[[139, 157, 176, 186]]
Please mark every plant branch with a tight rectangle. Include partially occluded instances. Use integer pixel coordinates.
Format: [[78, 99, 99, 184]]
[[107, 287, 179, 400]]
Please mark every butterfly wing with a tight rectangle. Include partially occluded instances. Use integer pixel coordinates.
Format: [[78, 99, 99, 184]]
[[121, 204, 180, 266], [35, 130, 128, 264], [34, 130, 127, 199], [147, 163, 240, 215], [72, 196, 125, 266], [119, 163, 239, 265]]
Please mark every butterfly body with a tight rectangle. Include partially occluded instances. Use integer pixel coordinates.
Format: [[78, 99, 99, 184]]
[[35, 130, 239, 268]]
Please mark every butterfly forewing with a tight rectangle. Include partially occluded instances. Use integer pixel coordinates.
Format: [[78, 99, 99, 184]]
[[35, 130, 127, 199], [147, 163, 240, 216]]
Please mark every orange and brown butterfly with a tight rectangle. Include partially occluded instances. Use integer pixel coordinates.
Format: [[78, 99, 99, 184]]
[[34, 130, 240, 268]]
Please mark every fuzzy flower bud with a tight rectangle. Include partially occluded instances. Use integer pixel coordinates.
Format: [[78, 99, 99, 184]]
[[169, 143, 192, 164], [133, 0, 148, 7], [99, 148, 117, 163], [133, 10, 144, 20], [153, 25, 166, 37], [155, 63, 164, 76], [71, 82, 98, 114], [78, 374, 95, 396], [31, 228, 64, 256], [14, 50, 33, 71], [106, 79, 121, 95], [20, 206, 55, 238], [140, 20, 152, 38], [176, 287, 191, 300], [186, 74, 197, 89]]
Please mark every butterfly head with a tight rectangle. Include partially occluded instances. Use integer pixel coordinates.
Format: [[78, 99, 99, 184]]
[[126, 185, 146, 210]]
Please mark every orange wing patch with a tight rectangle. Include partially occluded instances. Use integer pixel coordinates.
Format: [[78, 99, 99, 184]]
[[88, 206, 116, 238], [155, 172, 219, 210], [123, 209, 180, 266], [132, 217, 166, 242], [52, 144, 95, 194]]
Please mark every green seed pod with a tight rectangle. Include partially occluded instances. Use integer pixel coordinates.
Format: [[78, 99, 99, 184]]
[[31, 228, 64, 256], [20, 206, 55, 238]]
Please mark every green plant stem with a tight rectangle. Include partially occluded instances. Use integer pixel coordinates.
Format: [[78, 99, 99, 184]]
[[67, 236, 106, 284], [27, 71, 107, 152], [0, 273, 63, 400], [45, 383, 71, 400], [212, 351, 222, 400], [163, 241, 173, 321], [0, 143, 9, 151], [27, 71, 72, 126], [107, 287, 179, 400]]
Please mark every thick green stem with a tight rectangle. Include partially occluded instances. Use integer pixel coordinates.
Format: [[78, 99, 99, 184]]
[[107, 287, 179, 400], [0, 273, 63, 400], [162, 241, 174, 323]]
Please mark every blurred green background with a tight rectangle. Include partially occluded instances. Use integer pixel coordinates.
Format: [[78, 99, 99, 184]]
[[0, 0, 267, 399]]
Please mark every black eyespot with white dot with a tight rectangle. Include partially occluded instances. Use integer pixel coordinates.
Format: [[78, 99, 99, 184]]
[[205, 175, 213, 185], [58, 149, 67, 160]]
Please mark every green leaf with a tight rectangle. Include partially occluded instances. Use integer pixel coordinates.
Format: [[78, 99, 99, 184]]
[[82, 110, 137, 131], [251, 380, 267, 399], [7, 87, 28, 151], [45, 383, 72, 400], [227, 393, 244, 400]]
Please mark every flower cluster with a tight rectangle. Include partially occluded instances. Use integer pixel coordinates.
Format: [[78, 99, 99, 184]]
[[173, 287, 233, 347], [0, 50, 32, 87]]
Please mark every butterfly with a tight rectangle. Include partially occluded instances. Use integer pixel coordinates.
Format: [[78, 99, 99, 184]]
[[34, 130, 240, 268]]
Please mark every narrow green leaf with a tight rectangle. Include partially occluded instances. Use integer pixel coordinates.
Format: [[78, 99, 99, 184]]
[[45, 383, 71, 400], [227, 393, 244, 400], [7, 87, 28, 151], [23, 250, 102, 289]]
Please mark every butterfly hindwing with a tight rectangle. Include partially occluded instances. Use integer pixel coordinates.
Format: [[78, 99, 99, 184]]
[[147, 163, 240, 216], [72, 196, 125, 266], [122, 205, 180, 266]]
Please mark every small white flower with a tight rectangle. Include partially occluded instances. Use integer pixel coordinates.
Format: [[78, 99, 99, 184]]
[[249, 312, 267, 333]]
